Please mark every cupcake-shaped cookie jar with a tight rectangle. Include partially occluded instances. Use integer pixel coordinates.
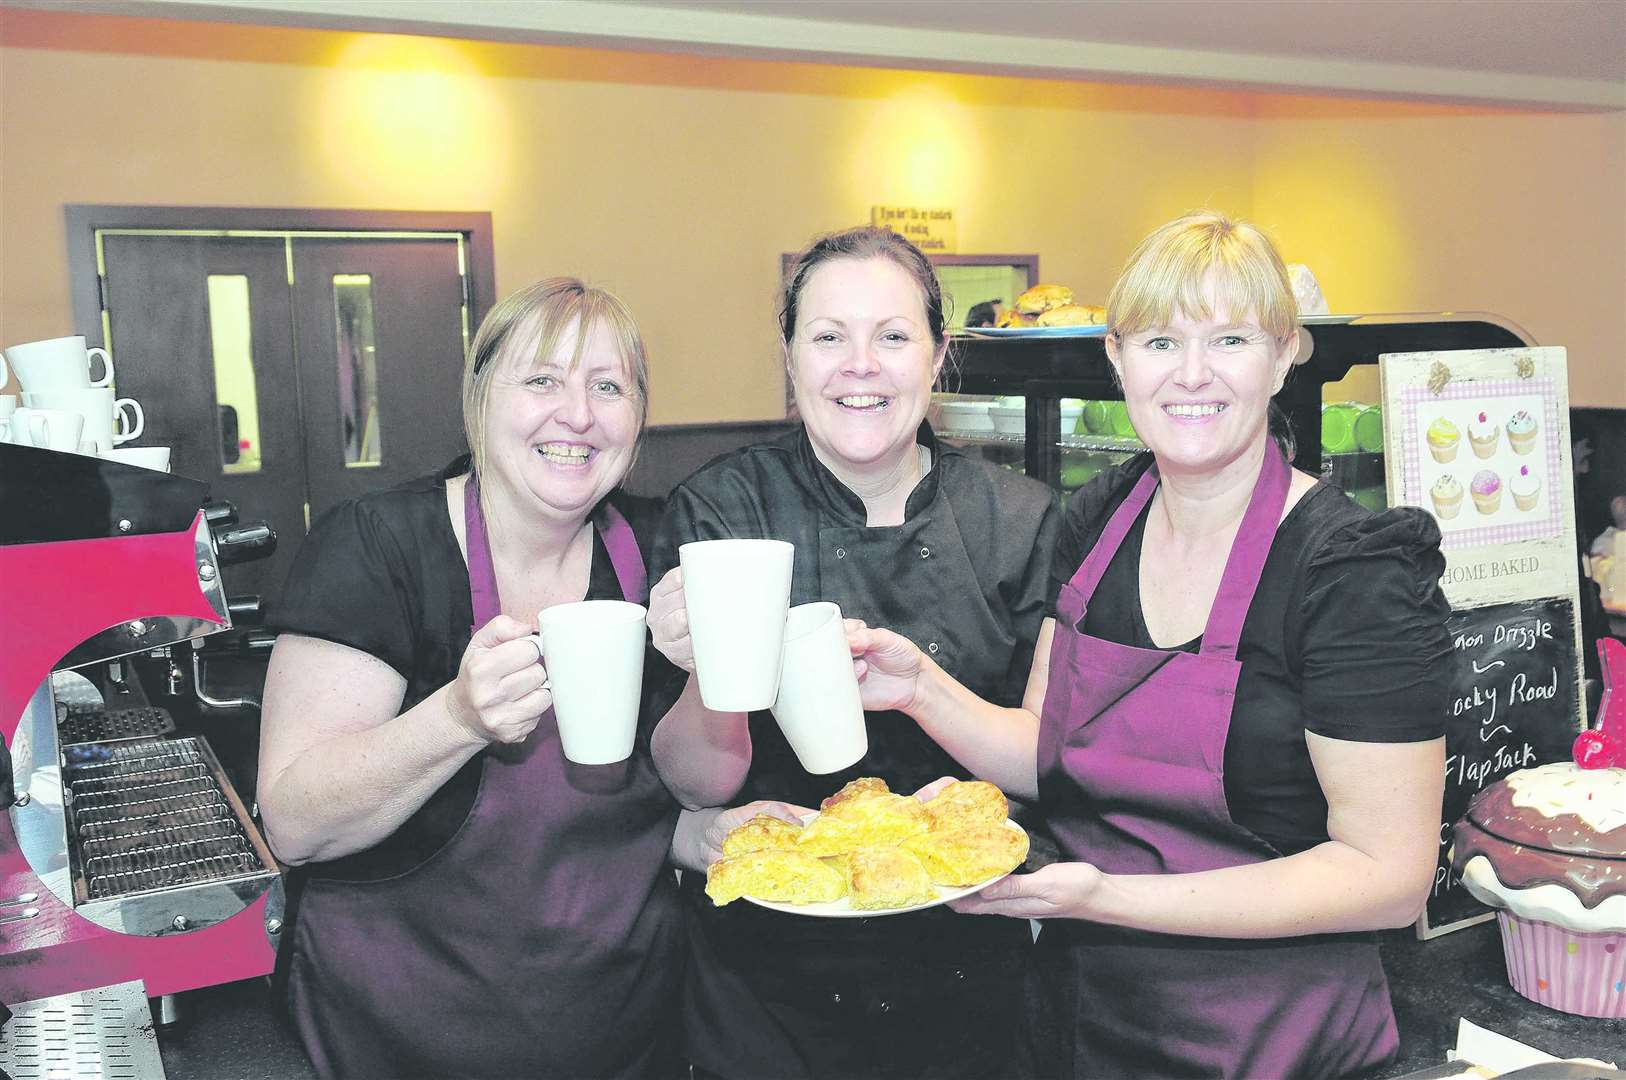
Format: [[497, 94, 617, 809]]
[[1451, 761, 1626, 1017]]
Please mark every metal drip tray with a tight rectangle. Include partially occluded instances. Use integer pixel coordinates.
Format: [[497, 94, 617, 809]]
[[63, 737, 276, 909], [0, 980, 166, 1079], [60, 705, 178, 745]]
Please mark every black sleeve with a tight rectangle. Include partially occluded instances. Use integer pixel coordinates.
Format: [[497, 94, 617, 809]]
[[1297, 507, 1453, 743], [270, 498, 419, 680], [999, 483, 1062, 703]]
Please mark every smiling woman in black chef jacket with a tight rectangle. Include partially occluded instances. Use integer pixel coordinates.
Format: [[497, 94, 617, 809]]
[[646, 225, 1059, 1080]]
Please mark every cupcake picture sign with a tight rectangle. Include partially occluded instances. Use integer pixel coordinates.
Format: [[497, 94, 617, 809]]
[[1382, 346, 1578, 609], [1381, 347, 1589, 938]]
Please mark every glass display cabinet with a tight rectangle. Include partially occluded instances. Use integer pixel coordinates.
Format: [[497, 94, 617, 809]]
[[932, 313, 1534, 502]]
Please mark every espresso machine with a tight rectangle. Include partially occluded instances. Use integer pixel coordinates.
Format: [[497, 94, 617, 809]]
[[0, 442, 281, 1075]]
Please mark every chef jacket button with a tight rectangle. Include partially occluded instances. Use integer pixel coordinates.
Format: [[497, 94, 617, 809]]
[[878, 1001, 892, 1014], [830, 992, 842, 1004], [919, 546, 930, 559], [927, 642, 939, 654], [835, 547, 846, 559], [953, 969, 965, 980]]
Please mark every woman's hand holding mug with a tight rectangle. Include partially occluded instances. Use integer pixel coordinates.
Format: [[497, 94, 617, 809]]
[[445, 615, 552, 745], [648, 567, 695, 672]]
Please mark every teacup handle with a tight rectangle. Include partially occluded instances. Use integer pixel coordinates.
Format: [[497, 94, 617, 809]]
[[88, 347, 115, 389], [524, 633, 553, 691], [113, 397, 145, 443], [26, 414, 50, 447]]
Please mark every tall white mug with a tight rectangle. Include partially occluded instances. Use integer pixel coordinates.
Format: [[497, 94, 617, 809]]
[[532, 600, 648, 765], [679, 538, 795, 711], [23, 387, 143, 453], [11, 408, 87, 453], [771, 602, 869, 774], [3, 336, 114, 393]]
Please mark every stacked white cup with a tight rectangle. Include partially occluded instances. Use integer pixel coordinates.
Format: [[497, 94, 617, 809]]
[[2, 336, 166, 468]]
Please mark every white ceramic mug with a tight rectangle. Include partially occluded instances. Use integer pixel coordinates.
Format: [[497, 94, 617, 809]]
[[3, 336, 115, 393], [11, 407, 88, 453], [770, 602, 869, 774], [100, 445, 172, 472], [678, 538, 795, 711], [525, 600, 648, 765], [0, 395, 17, 444], [23, 387, 144, 453]]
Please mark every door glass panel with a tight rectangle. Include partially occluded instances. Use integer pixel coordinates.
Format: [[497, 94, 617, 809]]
[[206, 274, 263, 474], [332, 274, 383, 467]]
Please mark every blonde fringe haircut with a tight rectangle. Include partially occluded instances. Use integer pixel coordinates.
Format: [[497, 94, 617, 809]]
[[461, 277, 650, 508], [1106, 210, 1298, 344]]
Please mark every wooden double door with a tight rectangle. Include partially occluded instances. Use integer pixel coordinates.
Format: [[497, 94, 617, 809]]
[[93, 229, 478, 612]]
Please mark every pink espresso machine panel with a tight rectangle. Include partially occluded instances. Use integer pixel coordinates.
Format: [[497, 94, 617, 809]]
[[0, 442, 281, 1003]]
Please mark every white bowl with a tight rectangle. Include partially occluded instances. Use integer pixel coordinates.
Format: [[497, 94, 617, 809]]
[[938, 401, 994, 433], [990, 406, 1025, 434]]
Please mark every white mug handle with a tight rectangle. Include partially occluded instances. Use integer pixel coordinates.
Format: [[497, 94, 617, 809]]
[[0, 353, 8, 389], [26, 414, 50, 448], [87, 347, 114, 389], [524, 633, 553, 691], [0, 419, 10, 444], [113, 397, 145, 443]]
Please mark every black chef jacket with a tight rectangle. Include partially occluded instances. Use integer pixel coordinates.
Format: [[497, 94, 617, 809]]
[[650, 423, 1058, 1080]]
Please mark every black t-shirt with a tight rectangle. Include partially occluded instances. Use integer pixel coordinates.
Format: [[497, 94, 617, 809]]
[[267, 458, 666, 880], [1049, 455, 1452, 856]]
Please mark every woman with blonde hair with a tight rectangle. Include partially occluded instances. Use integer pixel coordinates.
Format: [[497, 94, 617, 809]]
[[851, 211, 1451, 1076], [260, 278, 682, 1078]]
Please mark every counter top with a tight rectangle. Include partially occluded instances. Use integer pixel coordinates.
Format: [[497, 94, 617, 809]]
[[146, 919, 1620, 1079]]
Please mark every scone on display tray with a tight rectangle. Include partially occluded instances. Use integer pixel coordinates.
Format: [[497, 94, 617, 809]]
[[1450, 650, 1626, 1018]]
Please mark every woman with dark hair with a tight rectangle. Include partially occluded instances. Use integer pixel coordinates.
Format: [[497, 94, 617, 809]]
[[259, 279, 683, 1079], [851, 211, 1452, 1077], [649, 226, 1058, 1078]]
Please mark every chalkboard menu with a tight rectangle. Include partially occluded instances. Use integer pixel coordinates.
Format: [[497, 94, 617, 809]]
[[1424, 595, 1582, 935]]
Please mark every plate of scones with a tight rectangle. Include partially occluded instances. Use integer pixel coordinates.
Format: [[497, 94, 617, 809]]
[[704, 777, 1029, 917]]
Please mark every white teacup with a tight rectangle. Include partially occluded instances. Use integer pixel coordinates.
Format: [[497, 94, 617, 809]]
[[3, 336, 114, 393], [23, 387, 143, 453], [771, 602, 868, 774], [100, 446, 173, 472], [529, 600, 648, 765], [11, 407, 88, 453], [679, 538, 795, 711]]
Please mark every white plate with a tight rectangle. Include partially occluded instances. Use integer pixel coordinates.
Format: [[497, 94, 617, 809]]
[[740, 816, 1027, 918], [1298, 314, 1360, 325], [964, 325, 1109, 338]]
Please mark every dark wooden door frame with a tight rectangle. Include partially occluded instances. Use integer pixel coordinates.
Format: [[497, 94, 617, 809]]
[[64, 205, 498, 349]]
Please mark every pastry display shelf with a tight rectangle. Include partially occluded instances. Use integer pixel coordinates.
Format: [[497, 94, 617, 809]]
[[938, 430, 1148, 454], [949, 313, 1531, 492]]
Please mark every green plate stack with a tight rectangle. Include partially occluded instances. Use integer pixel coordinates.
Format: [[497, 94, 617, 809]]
[[1321, 403, 1360, 455], [1354, 406, 1384, 453], [1082, 400, 1111, 435], [1108, 402, 1138, 439]]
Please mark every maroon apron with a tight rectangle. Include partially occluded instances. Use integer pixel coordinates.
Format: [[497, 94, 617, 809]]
[[1032, 448, 1398, 1079], [287, 478, 683, 1080]]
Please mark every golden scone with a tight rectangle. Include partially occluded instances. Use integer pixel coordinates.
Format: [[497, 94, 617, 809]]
[[705, 849, 847, 907], [821, 776, 890, 811], [847, 846, 937, 910], [721, 813, 803, 857], [995, 308, 1036, 328], [1015, 283, 1074, 315], [1036, 304, 1106, 327], [796, 792, 931, 857], [904, 823, 1029, 887], [923, 779, 1009, 832]]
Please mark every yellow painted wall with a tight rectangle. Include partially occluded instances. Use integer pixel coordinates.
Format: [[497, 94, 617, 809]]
[[2, 9, 1621, 418], [1253, 97, 1625, 407]]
